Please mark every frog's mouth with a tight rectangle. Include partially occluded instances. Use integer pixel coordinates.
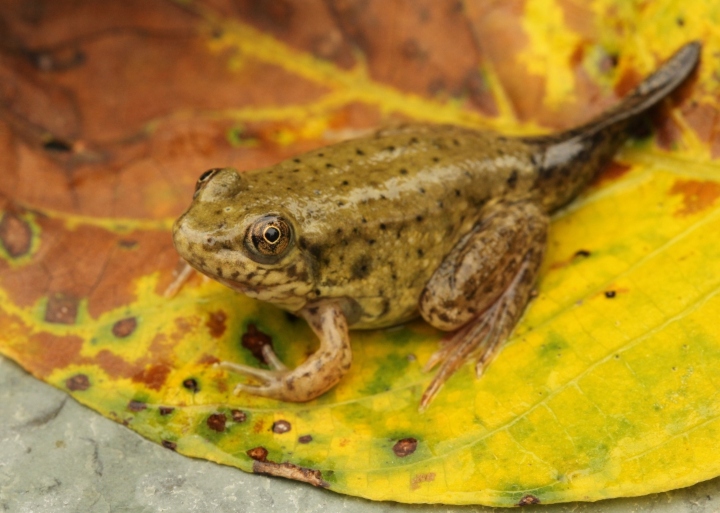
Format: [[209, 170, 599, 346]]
[[216, 275, 308, 312], [176, 256, 251, 295], [216, 276, 253, 295]]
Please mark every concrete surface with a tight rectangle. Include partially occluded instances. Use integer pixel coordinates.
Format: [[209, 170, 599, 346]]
[[1, 355, 719, 513]]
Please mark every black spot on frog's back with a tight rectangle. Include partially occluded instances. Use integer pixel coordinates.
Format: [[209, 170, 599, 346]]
[[307, 243, 323, 261], [351, 254, 372, 279]]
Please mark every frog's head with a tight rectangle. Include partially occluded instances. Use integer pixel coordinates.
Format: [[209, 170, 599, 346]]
[[172, 168, 314, 311]]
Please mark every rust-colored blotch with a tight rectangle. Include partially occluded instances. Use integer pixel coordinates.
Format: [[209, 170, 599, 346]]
[[206, 310, 227, 338], [162, 440, 177, 451], [392, 437, 418, 457], [670, 179, 720, 217], [242, 324, 274, 364], [45, 294, 79, 325], [207, 413, 227, 432], [272, 420, 292, 434], [518, 494, 540, 506], [65, 374, 90, 391], [112, 317, 137, 338], [127, 400, 147, 412], [0, 212, 32, 258], [247, 446, 269, 462]]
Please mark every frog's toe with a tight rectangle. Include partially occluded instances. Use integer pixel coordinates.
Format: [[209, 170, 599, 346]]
[[215, 360, 282, 382], [228, 368, 333, 402], [261, 345, 288, 371], [420, 251, 543, 411], [233, 381, 284, 398], [217, 361, 296, 399], [422, 336, 457, 373]]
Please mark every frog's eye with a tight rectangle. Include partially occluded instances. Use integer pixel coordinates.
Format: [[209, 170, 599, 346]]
[[193, 168, 223, 197], [245, 215, 293, 262]]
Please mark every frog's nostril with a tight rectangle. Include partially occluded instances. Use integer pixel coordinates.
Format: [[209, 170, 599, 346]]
[[196, 168, 243, 201]]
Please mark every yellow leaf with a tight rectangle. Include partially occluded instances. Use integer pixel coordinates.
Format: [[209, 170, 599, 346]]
[[1, 0, 719, 506]]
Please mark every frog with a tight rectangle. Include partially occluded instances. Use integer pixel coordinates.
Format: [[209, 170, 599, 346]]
[[172, 42, 700, 410]]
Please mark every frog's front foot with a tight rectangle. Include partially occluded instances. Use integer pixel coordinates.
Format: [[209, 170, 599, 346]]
[[217, 302, 352, 402]]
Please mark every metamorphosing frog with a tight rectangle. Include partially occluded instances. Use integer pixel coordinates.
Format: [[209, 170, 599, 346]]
[[173, 42, 700, 410]]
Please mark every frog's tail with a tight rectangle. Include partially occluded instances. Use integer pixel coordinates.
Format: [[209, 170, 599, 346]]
[[528, 41, 701, 211]]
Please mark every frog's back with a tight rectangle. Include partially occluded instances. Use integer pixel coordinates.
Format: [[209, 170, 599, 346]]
[[241, 125, 538, 328]]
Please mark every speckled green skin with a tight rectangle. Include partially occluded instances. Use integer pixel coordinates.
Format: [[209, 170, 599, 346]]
[[175, 126, 550, 328], [172, 42, 700, 404]]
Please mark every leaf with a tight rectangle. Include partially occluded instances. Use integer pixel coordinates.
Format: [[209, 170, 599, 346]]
[[1, 0, 720, 507]]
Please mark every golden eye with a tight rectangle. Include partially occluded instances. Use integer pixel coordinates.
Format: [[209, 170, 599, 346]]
[[246, 215, 293, 261]]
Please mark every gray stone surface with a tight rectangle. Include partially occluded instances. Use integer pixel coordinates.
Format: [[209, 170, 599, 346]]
[[1, 355, 718, 513]]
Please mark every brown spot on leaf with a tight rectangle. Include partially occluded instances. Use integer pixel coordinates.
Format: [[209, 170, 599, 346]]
[[0, 212, 32, 258], [162, 440, 177, 451], [253, 460, 329, 488], [118, 239, 138, 249], [392, 437, 418, 457], [207, 413, 227, 432], [242, 324, 273, 364], [65, 374, 90, 391], [206, 310, 227, 338], [605, 290, 617, 298], [112, 317, 137, 337], [401, 38, 427, 61], [127, 400, 146, 412], [247, 446, 269, 462], [132, 363, 171, 391], [298, 435, 313, 444], [159, 406, 174, 416], [24, 331, 84, 377], [92, 349, 137, 379], [44, 293, 79, 325], [518, 494, 540, 506], [272, 420, 292, 434], [198, 353, 221, 365], [549, 248, 593, 270], [669, 179, 720, 216], [594, 161, 631, 186], [410, 472, 436, 490], [182, 378, 199, 392], [656, 93, 711, 153], [614, 67, 643, 97], [232, 409, 247, 423]]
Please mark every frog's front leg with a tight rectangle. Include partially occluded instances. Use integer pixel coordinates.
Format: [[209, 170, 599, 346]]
[[217, 301, 352, 402], [418, 200, 548, 410]]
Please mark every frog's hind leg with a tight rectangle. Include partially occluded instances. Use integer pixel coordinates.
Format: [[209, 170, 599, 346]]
[[217, 301, 352, 402], [418, 200, 548, 410]]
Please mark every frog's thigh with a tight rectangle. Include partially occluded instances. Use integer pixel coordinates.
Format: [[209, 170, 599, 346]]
[[419, 200, 548, 331], [417, 200, 548, 409]]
